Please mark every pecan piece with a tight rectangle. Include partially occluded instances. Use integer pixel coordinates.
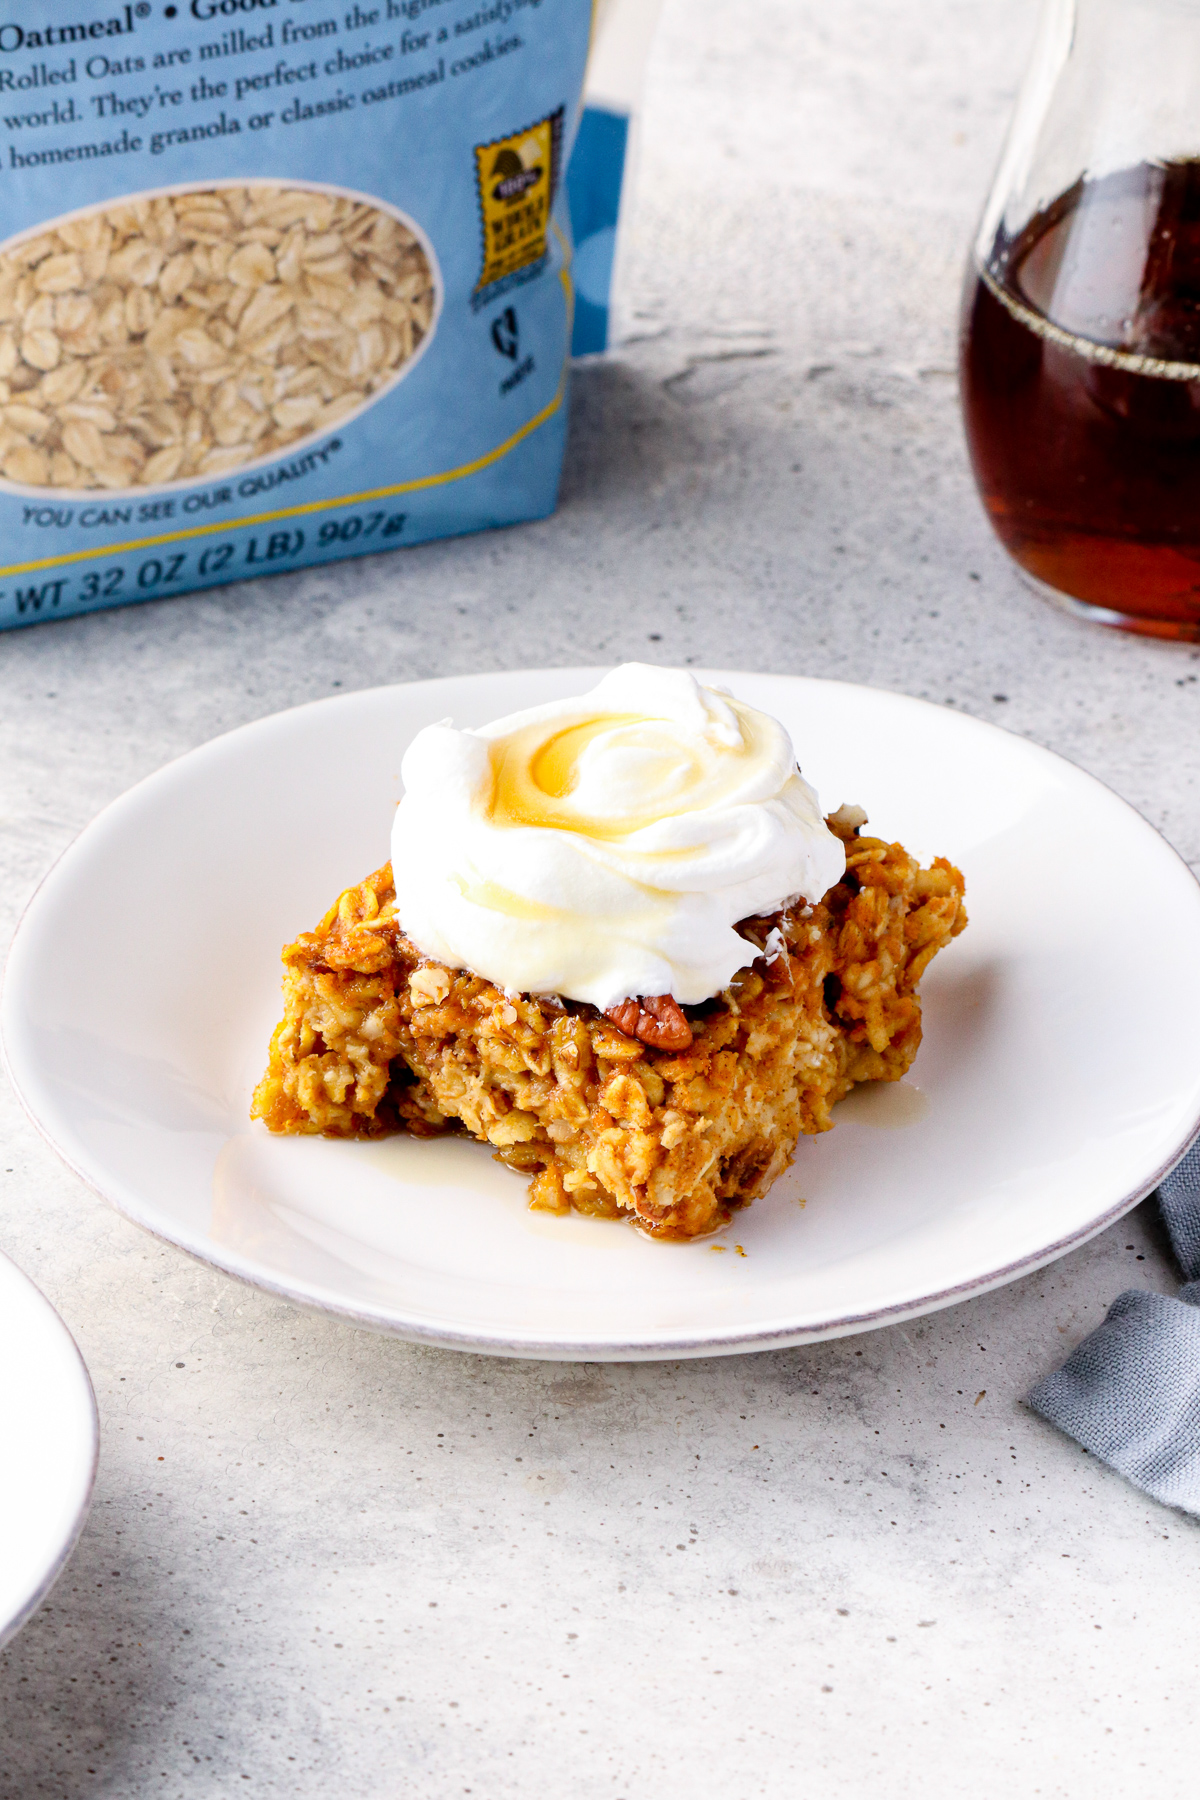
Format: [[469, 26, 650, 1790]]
[[604, 993, 693, 1052]]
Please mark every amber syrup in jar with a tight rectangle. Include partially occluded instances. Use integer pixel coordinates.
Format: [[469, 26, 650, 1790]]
[[961, 159, 1200, 639]]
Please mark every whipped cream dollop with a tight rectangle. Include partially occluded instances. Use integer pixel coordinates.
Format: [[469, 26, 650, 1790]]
[[390, 664, 845, 1010]]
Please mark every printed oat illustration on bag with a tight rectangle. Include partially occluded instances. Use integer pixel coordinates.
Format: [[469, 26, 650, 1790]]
[[473, 109, 563, 309], [0, 184, 437, 493]]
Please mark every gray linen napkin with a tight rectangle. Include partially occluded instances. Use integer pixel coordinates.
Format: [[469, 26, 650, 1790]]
[[1027, 1139, 1200, 1514]]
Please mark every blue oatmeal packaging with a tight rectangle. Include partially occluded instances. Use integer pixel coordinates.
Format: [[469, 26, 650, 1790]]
[[0, 0, 595, 628]]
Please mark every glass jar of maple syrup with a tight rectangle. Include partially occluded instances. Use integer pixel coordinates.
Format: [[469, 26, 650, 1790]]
[[961, 0, 1200, 639]]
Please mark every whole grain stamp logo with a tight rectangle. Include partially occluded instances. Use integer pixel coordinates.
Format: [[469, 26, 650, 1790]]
[[473, 108, 563, 309]]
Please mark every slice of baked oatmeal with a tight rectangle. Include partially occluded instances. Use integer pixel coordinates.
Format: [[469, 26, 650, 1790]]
[[252, 811, 966, 1240]]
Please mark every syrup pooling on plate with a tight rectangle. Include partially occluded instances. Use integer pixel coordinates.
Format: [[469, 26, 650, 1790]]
[[390, 664, 846, 1009]]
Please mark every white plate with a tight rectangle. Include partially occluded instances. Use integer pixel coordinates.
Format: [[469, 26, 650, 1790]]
[[4, 670, 1200, 1361], [0, 1251, 97, 1647]]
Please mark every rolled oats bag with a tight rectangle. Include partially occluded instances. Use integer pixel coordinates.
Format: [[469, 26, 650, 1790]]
[[0, 0, 592, 628]]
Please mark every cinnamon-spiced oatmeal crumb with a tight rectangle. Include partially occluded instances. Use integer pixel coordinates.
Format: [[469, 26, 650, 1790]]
[[251, 824, 966, 1239]]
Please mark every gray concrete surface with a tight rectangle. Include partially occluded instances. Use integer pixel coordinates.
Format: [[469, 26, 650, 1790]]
[[2, 2, 1199, 1794]]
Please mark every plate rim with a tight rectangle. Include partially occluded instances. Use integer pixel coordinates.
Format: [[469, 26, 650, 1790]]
[[0, 1252, 99, 1648], [4, 667, 1200, 1361]]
